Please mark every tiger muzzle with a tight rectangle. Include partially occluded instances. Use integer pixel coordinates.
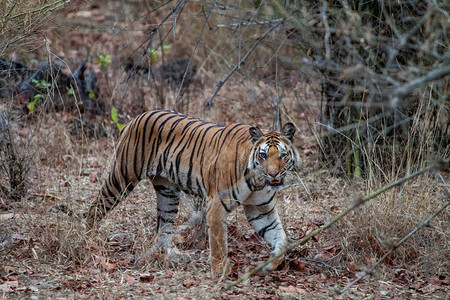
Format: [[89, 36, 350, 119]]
[[266, 171, 284, 186]]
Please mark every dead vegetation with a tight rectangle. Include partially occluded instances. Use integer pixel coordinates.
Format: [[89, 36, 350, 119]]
[[1, 0, 449, 299]]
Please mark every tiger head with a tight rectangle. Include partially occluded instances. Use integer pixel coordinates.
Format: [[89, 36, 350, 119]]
[[248, 123, 301, 188]]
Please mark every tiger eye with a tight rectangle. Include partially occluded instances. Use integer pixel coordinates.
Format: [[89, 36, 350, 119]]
[[280, 152, 288, 160], [259, 152, 267, 160]]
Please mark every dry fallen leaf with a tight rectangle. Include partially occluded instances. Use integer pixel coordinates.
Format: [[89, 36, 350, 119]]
[[183, 279, 195, 288], [104, 262, 117, 272], [0, 281, 19, 292], [347, 261, 357, 272], [125, 274, 137, 284], [279, 285, 307, 294], [139, 274, 155, 282], [291, 261, 306, 272], [0, 213, 17, 220], [90, 172, 97, 182]]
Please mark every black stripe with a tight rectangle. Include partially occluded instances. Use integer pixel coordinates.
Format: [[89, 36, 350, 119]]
[[196, 125, 220, 157], [196, 178, 204, 199], [158, 216, 175, 224], [162, 119, 184, 169], [158, 192, 178, 199], [147, 111, 172, 159], [120, 133, 131, 182], [218, 124, 243, 150], [104, 196, 116, 208], [244, 168, 253, 191], [126, 181, 135, 191], [256, 193, 276, 206], [180, 120, 199, 135], [154, 185, 179, 198], [110, 172, 122, 195], [157, 208, 179, 214], [153, 185, 167, 192], [258, 219, 277, 238], [211, 128, 227, 177], [221, 200, 231, 212], [133, 113, 148, 179], [186, 125, 204, 191], [233, 142, 240, 195], [155, 115, 179, 154], [247, 206, 275, 223], [139, 113, 154, 178], [230, 172, 238, 200], [102, 186, 115, 199]]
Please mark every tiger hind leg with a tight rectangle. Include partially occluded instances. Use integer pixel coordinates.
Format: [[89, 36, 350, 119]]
[[135, 178, 190, 267], [86, 170, 137, 230]]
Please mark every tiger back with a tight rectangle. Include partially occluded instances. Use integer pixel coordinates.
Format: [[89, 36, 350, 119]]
[[86, 110, 301, 274]]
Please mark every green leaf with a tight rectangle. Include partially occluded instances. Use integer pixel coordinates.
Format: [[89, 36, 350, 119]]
[[27, 102, 35, 112], [111, 107, 119, 124], [89, 92, 95, 99], [67, 87, 74, 95], [162, 44, 172, 53], [103, 55, 111, 67], [95, 54, 111, 67], [150, 49, 158, 61], [28, 94, 43, 111], [117, 123, 125, 131]]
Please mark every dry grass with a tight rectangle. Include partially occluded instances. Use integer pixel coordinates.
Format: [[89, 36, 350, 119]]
[[1, 101, 447, 298], [1, 0, 448, 298]]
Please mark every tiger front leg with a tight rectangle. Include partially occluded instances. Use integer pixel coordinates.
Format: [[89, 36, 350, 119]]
[[207, 199, 231, 275], [244, 200, 288, 272]]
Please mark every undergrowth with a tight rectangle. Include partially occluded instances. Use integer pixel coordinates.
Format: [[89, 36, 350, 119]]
[[0, 0, 448, 298]]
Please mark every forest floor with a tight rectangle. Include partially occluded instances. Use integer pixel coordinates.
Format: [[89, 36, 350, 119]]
[[1, 1, 448, 299]]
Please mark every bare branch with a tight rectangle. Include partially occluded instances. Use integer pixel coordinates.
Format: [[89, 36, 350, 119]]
[[206, 20, 284, 107], [174, 0, 216, 106], [216, 18, 284, 28], [322, 0, 331, 60], [390, 64, 450, 100]]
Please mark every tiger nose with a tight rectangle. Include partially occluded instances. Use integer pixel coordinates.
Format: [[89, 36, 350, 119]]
[[268, 171, 279, 178]]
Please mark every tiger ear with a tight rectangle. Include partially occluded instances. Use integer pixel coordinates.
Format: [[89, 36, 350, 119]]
[[249, 126, 263, 143], [282, 123, 296, 142]]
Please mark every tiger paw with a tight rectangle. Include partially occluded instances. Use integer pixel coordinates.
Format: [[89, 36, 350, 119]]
[[166, 247, 191, 264], [261, 253, 284, 273], [211, 258, 232, 276], [135, 246, 191, 268]]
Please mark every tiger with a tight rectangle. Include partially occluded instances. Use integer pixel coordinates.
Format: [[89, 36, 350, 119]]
[[86, 110, 301, 275]]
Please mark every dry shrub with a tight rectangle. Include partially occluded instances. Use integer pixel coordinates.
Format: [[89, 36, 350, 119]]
[[0, 112, 31, 204], [0, 0, 69, 55], [330, 174, 449, 277], [0, 116, 88, 262]]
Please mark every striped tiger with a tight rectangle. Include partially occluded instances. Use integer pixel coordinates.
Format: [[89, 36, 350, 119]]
[[86, 110, 301, 274]]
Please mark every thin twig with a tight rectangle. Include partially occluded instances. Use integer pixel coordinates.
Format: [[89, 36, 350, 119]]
[[205, 20, 284, 107], [10, 0, 71, 20], [390, 64, 450, 99], [322, 0, 331, 60], [339, 198, 450, 295], [215, 18, 284, 28], [383, 7, 434, 74], [174, 0, 216, 107], [119, 0, 185, 109], [306, 104, 435, 149], [211, 158, 449, 298]]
